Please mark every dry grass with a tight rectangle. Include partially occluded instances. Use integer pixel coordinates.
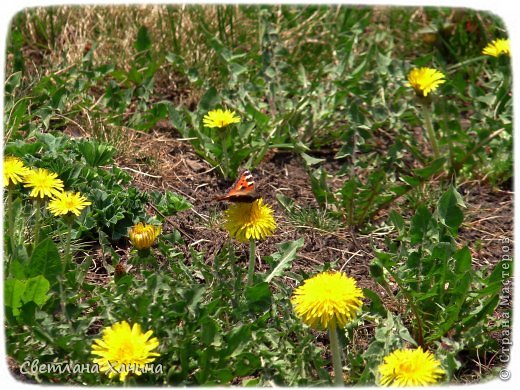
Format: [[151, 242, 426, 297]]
[[11, 5, 415, 81], [12, 6, 253, 75]]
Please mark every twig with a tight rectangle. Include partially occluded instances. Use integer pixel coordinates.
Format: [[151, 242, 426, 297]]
[[297, 253, 323, 266], [118, 165, 163, 178]]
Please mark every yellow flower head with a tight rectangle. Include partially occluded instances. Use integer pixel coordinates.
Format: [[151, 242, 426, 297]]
[[47, 191, 91, 217], [129, 222, 161, 250], [223, 198, 276, 242], [91, 321, 160, 382], [3, 156, 30, 187], [203, 108, 240, 128], [378, 347, 445, 387], [482, 38, 511, 57], [407, 67, 446, 97], [23, 168, 64, 199], [291, 271, 364, 330]]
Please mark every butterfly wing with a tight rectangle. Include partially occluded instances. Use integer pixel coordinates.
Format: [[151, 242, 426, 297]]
[[215, 170, 259, 202]]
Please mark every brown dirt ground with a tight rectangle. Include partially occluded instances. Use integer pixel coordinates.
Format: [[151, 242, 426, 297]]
[[110, 125, 374, 286], [95, 122, 513, 291]]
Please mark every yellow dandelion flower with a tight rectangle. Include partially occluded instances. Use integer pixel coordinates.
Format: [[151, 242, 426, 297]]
[[482, 38, 511, 57], [378, 347, 445, 387], [291, 271, 364, 330], [47, 191, 91, 217], [128, 222, 161, 250], [3, 156, 30, 187], [203, 108, 240, 128], [407, 67, 446, 97], [23, 168, 64, 199], [92, 321, 160, 382], [223, 198, 276, 242]]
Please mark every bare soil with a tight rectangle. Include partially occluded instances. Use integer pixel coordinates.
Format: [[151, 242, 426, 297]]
[[90, 122, 513, 299]]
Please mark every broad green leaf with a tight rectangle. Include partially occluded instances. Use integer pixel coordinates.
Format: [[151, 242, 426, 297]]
[[225, 325, 251, 358], [200, 316, 219, 347], [340, 179, 358, 208], [265, 238, 304, 283], [135, 26, 152, 52], [4, 279, 26, 316], [242, 378, 261, 386], [453, 246, 472, 274], [388, 210, 405, 234], [275, 193, 294, 214], [369, 261, 385, 284], [363, 288, 386, 317], [235, 352, 261, 376], [28, 238, 61, 285], [195, 348, 212, 384], [414, 157, 446, 179], [406, 251, 421, 275], [310, 168, 331, 207], [229, 62, 247, 77], [453, 272, 472, 299], [184, 286, 206, 315], [410, 206, 432, 245], [5, 70, 22, 93], [461, 295, 500, 329], [20, 301, 37, 325], [22, 275, 51, 306], [32, 325, 55, 345], [5, 140, 43, 157], [373, 251, 394, 267], [210, 368, 233, 384], [413, 290, 439, 301], [245, 282, 272, 312], [424, 271, 472, 340], [8, 260, 26, 280], [400, 175, 421, 187], [168, 106, 188, 133], [484, 262, 510, 290], [397, 322, 417, 345], [151, 190, 192, 216], [77, 140, 115, 167], [245, 103, 269, 127], [301, 152, 325, 166], [431, 242, 453, 262], [437, 186, 465, 235], [198, 87, 220, 112]]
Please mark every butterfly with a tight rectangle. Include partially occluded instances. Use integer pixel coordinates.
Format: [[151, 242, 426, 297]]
[[215, 170, 259, 202]]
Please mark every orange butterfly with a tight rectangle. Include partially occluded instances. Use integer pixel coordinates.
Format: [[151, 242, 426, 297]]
[[215, 170, 259, 202]]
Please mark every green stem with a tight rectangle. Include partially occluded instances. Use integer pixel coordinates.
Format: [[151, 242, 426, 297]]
[[6, 187, 15, 255], [328, 324, 344, 386], [446, 55, 487, 73], [33, 199, 43, 245], [221, 131, 229, 179], [247, 239, 257, 286], [60, 219, 73, 320], [421, 102, 440, 159], [64, 219, 72, 263]]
